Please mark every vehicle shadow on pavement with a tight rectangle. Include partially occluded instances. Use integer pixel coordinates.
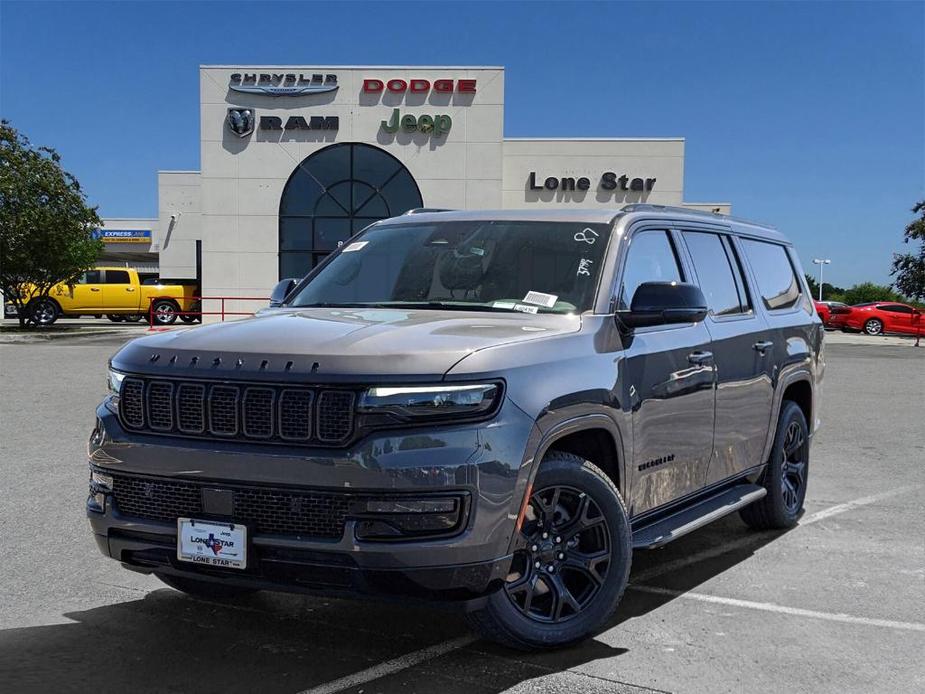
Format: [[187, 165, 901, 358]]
[[0, 516, 785, 694], [617, 514, 790, 623], [0, 587, 622, 694]]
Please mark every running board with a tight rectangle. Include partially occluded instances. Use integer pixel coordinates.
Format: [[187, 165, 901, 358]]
[[632, 484, 767, 549]]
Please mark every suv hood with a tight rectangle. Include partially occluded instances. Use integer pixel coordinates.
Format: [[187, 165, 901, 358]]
[[112, 307, 581, 382]]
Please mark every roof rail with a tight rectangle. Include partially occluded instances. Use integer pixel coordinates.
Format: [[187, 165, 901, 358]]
[[621, 204, 775, 230], [403, 208, 454, 215], [622, 203, 723, 217]]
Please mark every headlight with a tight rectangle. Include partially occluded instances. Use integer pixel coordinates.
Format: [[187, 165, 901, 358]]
[[358, 383, 501, 421], [108, 367, 126, 395]]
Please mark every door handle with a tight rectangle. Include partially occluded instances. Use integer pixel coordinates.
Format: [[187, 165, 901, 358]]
[[90, 287, 100, 292], [125, 287, 135, 292], [688, 350, 714, 366], [753, 340, 774, 354]]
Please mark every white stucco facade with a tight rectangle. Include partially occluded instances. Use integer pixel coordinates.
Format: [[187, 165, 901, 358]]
[[155, 65, 728, 311]]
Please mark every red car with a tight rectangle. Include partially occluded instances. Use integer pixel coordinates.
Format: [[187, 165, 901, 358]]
[[813, 300, 852, 329], [843, 302, 924, 336]]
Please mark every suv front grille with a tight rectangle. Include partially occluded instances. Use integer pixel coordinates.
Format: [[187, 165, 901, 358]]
[[109, 474, 349, 539], [119, 377, 356, 446]]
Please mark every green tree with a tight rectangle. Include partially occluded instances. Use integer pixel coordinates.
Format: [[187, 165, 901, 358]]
[[804, 274, 845, 301], [840, 282, 903, 306], [0, 121, 102, 326], [891, 201, 925, 303]]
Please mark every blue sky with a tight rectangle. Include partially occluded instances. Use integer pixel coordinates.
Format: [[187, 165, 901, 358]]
[[1, 0, 922, 287]]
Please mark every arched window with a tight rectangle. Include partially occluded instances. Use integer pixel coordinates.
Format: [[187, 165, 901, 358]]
[[278, 143, 423, 279]]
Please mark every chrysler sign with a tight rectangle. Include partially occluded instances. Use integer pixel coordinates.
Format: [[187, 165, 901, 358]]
[[229, 73, 339, 96]]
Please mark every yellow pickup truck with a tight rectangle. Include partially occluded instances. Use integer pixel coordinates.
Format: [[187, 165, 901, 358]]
[[9, 268, 199, 326]]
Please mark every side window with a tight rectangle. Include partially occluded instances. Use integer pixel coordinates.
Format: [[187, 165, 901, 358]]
[[740, 239, 803, 311], [79, 270, 102, 284], [104, 270, 131, 284], [682, 231, 750, 316], [881, 304, 912, 314], [617, 230, 684, 310]]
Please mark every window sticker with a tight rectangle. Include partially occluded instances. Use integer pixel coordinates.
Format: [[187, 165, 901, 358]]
[[577, 258, 593, 277], [492, 301, 516, 309], [512, 303, 539, 314], [522, 291, 558, 308], [341, 241, 368, 253]]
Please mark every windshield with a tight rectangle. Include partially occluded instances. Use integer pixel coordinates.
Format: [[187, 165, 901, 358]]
[[287, 220, 612, 314]]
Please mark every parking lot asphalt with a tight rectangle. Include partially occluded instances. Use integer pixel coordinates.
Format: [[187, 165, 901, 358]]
[[1, 334, 923, 693]]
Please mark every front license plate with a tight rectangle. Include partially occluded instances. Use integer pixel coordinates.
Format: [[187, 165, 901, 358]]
[[177, 518, 247, 570]]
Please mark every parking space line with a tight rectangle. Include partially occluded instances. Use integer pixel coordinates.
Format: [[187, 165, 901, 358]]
[[298, 635, 477, 694], [628, 585, 925, 632], [799, 485, 920, 525], [630, 485, 920, 585]]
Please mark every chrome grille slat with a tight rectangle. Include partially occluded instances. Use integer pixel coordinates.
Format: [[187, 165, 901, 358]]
[[115, 377, 356, 446]]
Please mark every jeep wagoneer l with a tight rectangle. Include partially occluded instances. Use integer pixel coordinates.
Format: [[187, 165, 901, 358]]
[[88, 205, 823, 649]]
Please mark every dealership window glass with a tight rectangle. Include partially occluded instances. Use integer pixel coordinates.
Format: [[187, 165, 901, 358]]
[[287, 220, 613, 314], [618, 230, 683, 309], [104, 270, 131, 284], [279, 143, 422, 279], [740, 239, 802, 311], [682, 231, 748, 316], [79, 270, 102, 284]]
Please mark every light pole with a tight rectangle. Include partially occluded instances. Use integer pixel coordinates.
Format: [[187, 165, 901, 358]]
[[812, 258, 831, 301]]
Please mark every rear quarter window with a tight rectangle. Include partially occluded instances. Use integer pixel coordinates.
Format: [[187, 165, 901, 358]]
[[740, 239, 803, 311]]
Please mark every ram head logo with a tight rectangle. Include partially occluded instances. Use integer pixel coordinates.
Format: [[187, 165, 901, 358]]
[[226, 108, 255, 138]]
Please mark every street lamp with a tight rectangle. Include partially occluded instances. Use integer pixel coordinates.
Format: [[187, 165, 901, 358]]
[[812, 258, 831, 301]]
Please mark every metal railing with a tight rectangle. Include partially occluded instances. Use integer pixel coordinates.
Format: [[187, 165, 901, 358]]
[[146, 295, 268, 331]]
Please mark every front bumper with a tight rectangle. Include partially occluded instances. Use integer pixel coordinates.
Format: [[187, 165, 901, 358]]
[[88, 398, 535, 600]]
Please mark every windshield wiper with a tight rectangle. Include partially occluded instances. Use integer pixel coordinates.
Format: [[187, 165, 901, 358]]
[[291, 301, 553, 313], [362, 301, 552, 313]]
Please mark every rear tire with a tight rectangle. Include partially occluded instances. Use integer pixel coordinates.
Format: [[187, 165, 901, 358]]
[[106, 314, 124, 322], [740, 401, 809, 530], [155, 573, 257, 600], [864, 318, 883, 336], [149, 300, 179, 325], [467, 452, 631, 650]]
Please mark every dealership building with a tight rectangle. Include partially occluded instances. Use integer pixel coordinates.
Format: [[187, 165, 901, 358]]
[[129, 65, 728, 313]]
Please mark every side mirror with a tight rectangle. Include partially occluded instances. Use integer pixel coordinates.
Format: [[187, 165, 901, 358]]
[[269, 278, 298, 307], [617, 282, 708, 329]]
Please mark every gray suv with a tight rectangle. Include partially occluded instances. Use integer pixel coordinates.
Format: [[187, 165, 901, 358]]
[[88, 205, 823, 649]]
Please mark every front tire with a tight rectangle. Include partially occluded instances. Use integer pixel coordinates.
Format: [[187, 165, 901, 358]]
[[467, 452, 631, 650], [740, 401, 809, 530], [864, 318, 883, 336], [28, 298, 59, 326], [155, 573, 257, 600]]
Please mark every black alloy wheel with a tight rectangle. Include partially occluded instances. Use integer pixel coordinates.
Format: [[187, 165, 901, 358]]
[[780, 420, 808, 515], [740, 400, 809, 530], [467, 452, 631, 650], [504, 485, 611, 623]]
